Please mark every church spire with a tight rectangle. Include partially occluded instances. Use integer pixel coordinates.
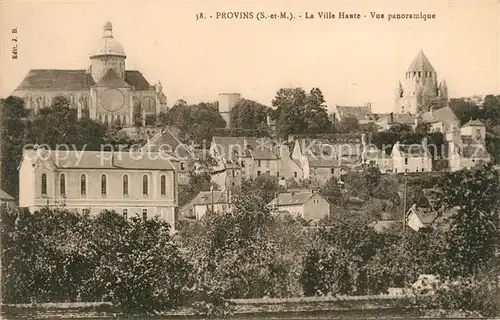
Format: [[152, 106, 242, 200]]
[[407, 51, 436, 73]]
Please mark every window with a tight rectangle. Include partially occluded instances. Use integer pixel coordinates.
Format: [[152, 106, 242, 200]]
[[41, 173, 47, 195], [257, 160, 261, 167], [265, 160, 270, 167], [180, 162, 185, 170], [476, 129, 481, 139], [80, 174, 86, 195], [405, 169, 408, 173], [59, 173, 66, 196], [142, 209, 148, 221], [143, 175, 148, 195], [101, 174, 107, 195], [416, 167, 419, 172], [241, 161, 245, 168], [123, 174, 129, 195], [257, 171, 261, 176], [294, 172, 297, 178], [232, 170, 236, 177], [82, 208, 90, 215], [405, 158, 408, 165], [123, 209, 128, 219], [160, 175, 166, 195], [422, 168, 425, 172], [277, 171, 280, 177], [331, 168, 335, 174]]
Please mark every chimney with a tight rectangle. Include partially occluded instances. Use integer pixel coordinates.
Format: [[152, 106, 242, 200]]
[[390, 112, 394, 123]]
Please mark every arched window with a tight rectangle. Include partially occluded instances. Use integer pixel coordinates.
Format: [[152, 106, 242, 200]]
[[59, 173, 66, 196], [104, 114, 109, 125], [123, 174, 129, 195], [143, 175, 148, 195], [160, 175, 166, 195], [80, 174, 86, 195], [41, 173, 47, 195], [101, 174, 107, 195]]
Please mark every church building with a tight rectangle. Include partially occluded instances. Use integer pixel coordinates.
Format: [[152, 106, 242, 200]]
[[11, 22, 167, 126], [395, 51, 448, 114]]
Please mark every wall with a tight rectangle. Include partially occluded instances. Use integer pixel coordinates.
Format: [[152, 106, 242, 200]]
[[90, 55, 126, 82], [303, 194, 330, 220], [460, 125, 486, 141]]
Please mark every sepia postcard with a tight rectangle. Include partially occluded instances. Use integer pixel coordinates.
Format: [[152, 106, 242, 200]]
[[0, 0, 499, 319]]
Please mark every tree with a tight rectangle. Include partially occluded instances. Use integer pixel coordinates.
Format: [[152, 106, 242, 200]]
[[482, 95, 500, 127], [178, 172, 217, 207], [1, 96, 29, 198], [450, 98, 481, 125], [319, 176, 343, 206], [271, 88, 333, 137], [337, 115, 360, 133], [230, 99, 269, 130], [435, 163, 500, 277]]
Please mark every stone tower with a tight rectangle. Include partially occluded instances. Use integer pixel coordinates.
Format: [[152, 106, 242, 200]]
[[218, 93, 241, 128], [394, 51, 447, 114], [89, 22, 126, 83]]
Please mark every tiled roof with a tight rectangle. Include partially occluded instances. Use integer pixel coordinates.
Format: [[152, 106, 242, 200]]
[[22, 149, 175, 170], [212, 136, 278, 160], [407, 51, 436, 73], [144, 127, 192, 159], [181, 190, 230, 213], [14, 69, 150, 92], [397, 144, 429, 157], [378, 113, 415, 125], [94, 69, 131, 88], [268, 190, 320, 206], [336, 105, 373, 121], [296, 138, 362, 167], [462, 119, 485, 127], [0, 189, 14, 201], [421, 106, 459, 124]]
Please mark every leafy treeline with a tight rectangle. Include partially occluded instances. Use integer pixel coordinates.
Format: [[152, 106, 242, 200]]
[[1, 163, 499, 316], [1, 96, 144, 200]]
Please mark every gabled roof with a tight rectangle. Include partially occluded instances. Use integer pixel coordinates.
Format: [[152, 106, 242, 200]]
[[181, 190, 230, 213], [94, 69, 131, 88], [462, 119, 485, 127], [394, 143, 430, 158], [336, 105, 373, 121], [268, 190, 326, 206], [0, 189, 14, 201], [211, 136, 278, 160], [378, 113, 415, 125], [421, 106, 459, 125], [14, 69, 151, 92], [21, 149, 175, 170], [407, 51, 436, 73], [143, 127, 192, 158]]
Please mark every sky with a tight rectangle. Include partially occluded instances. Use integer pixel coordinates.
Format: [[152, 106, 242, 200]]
[[0, 0, 499, 113]]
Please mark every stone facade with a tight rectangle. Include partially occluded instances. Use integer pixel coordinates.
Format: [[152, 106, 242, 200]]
[[11, 22, 167, 126]]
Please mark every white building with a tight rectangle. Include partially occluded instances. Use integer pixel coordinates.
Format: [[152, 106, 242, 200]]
[[180, 190, 231, 220], [268, 190, 330, 221], [18, 149, 178, 228], [391, 141, 433, 173]]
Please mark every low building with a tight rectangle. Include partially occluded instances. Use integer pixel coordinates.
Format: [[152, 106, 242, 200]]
[[363, 146, 393, 173], [18, 149, 178, 228], [420, 105, 461, 135], [332, 103, 376, 124], [391, 141, 433, 173], [180, 190, 231, 220], [376, 113, 415, 131], [210, 136, 280, 180], [448, 138, 490, 172], [291, 135, 364, 185], [210, 161, 242, 189], [268, 190, 330, 221], [0, 189, 15, 207]]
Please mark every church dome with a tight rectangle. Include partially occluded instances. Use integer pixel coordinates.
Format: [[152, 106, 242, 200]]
[[90, 22, 126, 58]]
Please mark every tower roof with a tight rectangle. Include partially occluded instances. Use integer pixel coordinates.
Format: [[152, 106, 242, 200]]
[[90, 22, 126, 58], [407, 51, 435, 73]]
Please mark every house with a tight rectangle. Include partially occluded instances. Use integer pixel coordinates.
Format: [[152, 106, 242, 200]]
[[142, 126, 193, 185], [210, 161, 242, 189], [268, 190, 330, 221], [290, 134, 364, 185], [420, 105, 461, 136], [0, 189, 15, 207], [180, 190, 231, 220], [460, 119, 486, 142], [448, 137, 490, 172], [363, 145, 394, 173], [210, 136, 280, 180], [18, 148, 178, 228], [332, 103, 377, 124], [391, 140, 432, 173], [376, 113, 415, 131]]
